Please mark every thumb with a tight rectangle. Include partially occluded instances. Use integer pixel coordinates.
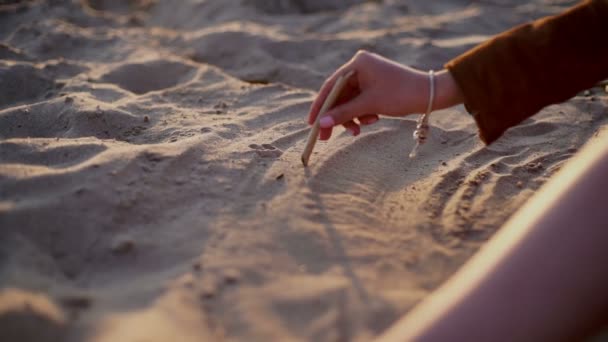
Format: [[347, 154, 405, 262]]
[[319, 94, 372, 128]]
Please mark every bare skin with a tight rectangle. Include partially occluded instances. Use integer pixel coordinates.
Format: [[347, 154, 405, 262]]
[[307, 50, 463, 140], [308, 51, 608, 340]]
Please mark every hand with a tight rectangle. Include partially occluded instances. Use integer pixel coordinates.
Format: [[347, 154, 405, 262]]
[[308, 50, 463, 140]]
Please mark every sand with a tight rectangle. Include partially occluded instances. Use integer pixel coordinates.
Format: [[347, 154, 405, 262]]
[[0, 0, 606, 341]]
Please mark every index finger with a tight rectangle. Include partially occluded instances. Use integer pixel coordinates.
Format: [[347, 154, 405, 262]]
[[307, 64, 354, 125]]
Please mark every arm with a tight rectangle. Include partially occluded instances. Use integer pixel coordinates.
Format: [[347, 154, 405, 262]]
[[375, 4, 608, 340], [308, 2, 608, 144], [306, 51, 463, 141], [446, 0, 608, 144]]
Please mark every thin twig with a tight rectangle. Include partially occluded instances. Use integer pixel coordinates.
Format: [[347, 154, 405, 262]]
[[301, 70, 355, 167]]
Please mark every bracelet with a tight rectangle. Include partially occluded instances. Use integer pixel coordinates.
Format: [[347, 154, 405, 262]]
[[409, 70, 434, 158], [426, 70, 435, 115]]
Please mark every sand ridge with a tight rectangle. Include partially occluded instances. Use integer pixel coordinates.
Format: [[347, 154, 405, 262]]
[[0, 0, 606, 341]]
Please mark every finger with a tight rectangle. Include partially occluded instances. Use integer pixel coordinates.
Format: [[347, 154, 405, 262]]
[[308, 66, 356, 125], [357, 114, 380, 125], [334, 75, 360, 106], [319, 93, 372, 128], [308, 78, 334, 125], [319, 127, 333, 141], [342, 120, 361, 136]]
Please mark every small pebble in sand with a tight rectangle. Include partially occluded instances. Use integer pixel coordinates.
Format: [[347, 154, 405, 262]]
[[65, 96, 73, 104], [441, 162, 447, 166], [143, 115, 149, 123], [276, 173, 284, 180], [214, 101, 228, 109], [223, 269, 240, 284], [192, 262, 202, 271], [200, 283, 217, 299], [516, 181, 524, 188], [59, 294, 92, 309], [112, 239, 135, 255], [127, 14, 144, 26], [181, 279, 194, 289], [525, 162, 543, 172], [583, 90, 591, 96], [255, 149, 282, 158]]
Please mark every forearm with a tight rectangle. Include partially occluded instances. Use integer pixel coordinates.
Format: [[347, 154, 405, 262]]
[[433, 69, 464, 111], [378, 135, 608, 341], [446, 0, 608, 144]]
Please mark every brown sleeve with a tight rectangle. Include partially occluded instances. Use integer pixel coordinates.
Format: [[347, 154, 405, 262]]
[[445, 0, 608, 144]]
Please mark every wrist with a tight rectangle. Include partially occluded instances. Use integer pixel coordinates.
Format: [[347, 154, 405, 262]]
[[434, 69, 464, 111]]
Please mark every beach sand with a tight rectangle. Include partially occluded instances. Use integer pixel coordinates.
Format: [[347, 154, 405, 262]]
[[1, 0, 606, 341]]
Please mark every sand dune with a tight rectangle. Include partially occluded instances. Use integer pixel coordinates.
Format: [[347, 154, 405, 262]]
[[1, 0, 606, 341]]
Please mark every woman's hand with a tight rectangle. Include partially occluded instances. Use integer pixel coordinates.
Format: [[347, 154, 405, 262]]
[[308, 50, 463, 140]]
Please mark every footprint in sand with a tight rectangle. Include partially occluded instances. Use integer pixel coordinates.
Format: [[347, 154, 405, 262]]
[[100, 60, 196, 95], [0, 64, 54, 109], [83, 0, 155, 14], [249, 143, 283, 158], [245, 0, 367, 14], [0, 141, 107, 168]]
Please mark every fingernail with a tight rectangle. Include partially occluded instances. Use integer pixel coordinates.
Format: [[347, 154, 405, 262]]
[[319, 116, 335, 128]]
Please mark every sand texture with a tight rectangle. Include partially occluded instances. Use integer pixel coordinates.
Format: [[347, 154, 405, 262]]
[[1, 0, 607, 341]]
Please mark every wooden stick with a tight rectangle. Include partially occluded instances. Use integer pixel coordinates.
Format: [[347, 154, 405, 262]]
[[301, 70, 354, 167]]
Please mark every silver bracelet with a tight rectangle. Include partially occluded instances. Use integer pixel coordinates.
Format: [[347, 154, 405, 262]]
[[409, 70, 435, 158]]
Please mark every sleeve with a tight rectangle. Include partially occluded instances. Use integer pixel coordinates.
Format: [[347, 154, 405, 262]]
[[445, 0, 608, 144]]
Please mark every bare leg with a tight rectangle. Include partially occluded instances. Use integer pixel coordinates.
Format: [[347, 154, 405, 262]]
[[378, 134, 608, 341]]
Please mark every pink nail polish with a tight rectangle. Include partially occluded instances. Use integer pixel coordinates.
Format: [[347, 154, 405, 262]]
[[319, 116, 335, 128]]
